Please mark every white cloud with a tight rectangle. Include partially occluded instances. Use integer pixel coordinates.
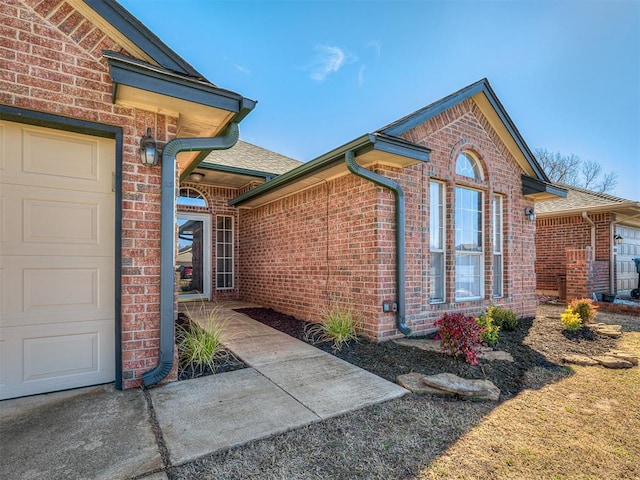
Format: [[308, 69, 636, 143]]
[[367, 40, 382, 59], [358, 65, 366, 87], [234, 63, 251, 74], [308, 45, 355, 82]]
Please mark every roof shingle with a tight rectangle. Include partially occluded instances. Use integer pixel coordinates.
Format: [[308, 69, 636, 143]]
[[201, 140, 302, 175]]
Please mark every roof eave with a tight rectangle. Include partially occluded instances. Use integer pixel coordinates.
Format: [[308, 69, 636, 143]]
[[197, 162, 278, 181], [381, 78, 549, 182], [522, 175, 568, 201], [229, 134, 430, 207], [105, 51, 255, 113], [84, 0, 203, 78], [537, 201, 640, 218]]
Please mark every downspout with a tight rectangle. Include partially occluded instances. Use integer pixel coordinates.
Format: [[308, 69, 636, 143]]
[[582, 211, 596, 250], [344, 151, 412, 336], [142, 123, 240, 387], [581, 211, 596, 298]]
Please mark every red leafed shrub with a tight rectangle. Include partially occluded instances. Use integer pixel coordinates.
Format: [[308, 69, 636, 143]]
[[435, 312, 486, 365]]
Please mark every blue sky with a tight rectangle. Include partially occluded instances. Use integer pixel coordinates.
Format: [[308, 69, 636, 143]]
[[119, 0, 640, 201]]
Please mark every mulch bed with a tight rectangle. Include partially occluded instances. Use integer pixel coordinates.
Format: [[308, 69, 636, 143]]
[[176, 312, 246, 381], [235, 305, 619, 398]]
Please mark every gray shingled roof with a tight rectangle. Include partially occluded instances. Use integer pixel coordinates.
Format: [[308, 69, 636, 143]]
[[201, 140, 302, 175], [536, 183, 633, 214]]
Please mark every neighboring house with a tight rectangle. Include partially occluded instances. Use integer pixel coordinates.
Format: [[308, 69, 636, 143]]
[[535, 184, 640, 300], [213, 79, 562, 342], [0, 0, 255, 399]]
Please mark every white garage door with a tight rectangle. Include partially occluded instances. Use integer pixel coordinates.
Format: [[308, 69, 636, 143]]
[[0, 121, 115, 400], [616, 225, 640, 297]]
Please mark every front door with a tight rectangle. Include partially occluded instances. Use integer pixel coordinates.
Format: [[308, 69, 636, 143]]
[[177, 213, 211, 301]]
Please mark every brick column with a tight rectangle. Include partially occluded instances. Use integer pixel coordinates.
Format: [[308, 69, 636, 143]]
[[565, 247, 595, 301]]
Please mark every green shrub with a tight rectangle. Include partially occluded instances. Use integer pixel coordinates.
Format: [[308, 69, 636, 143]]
[[561, 308, 582, 332], [568, 298, 598, 324], [435, 312, 485, 365], [304, 305, 360, 351], [177, 304, 228, 376], [491, 306, 518, 331], [477, 308, 500, 346]]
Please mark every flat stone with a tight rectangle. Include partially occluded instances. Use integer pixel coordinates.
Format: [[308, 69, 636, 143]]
[[480, 350, 514, 362], [393, 338, 443, 353], [396, 373, 454, 396], [590, 324, 623, 338], [605, 350, 638, 366], [562, 354, 599, 366], [422, 373, 501, 401], [592, 355, 634, 369]]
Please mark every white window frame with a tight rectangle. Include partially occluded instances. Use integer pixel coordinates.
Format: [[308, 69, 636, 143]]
[[177, 187, 208, 208], [429, 181, 446, 303], [454, 186, 484, 301], [493, 194, 504, 298], [216, 215, 234, 290]]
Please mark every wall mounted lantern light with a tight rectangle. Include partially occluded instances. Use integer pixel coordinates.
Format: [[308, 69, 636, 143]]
[[614, 234, 624, 245], [139, 127, 159, 166], [524, 207, 536, 221]]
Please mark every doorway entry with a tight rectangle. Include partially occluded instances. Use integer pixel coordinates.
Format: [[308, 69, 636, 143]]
[[177, 212, 211, 300]]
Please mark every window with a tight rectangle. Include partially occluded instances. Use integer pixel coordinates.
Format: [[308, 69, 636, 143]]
[[493, 195, 504, 298], [429, 181, 445, 303], [456, 152, 482, 180], [177, 187, 207, 208], [216, 216, 234, 289], [455, 187, 483, 300]]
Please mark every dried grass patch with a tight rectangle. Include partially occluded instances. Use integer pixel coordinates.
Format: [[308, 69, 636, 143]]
[[417, 332, 640, 480]]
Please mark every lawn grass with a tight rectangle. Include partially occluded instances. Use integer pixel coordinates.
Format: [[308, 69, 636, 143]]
[[417, 332, 640, 480]]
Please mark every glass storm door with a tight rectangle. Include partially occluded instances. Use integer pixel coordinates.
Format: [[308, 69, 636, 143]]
[[177, 213, 211, 300]]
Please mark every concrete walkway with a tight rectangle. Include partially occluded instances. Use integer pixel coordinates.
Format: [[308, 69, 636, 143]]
[[0, 303, 407, 480]]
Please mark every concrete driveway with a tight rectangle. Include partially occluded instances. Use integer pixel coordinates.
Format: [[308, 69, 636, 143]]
[[0, 309, 406, 479]]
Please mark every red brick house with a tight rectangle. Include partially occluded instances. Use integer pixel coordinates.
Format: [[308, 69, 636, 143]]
[[535, 185, 640, 300], [215, 79, 561, 341], [1, 2, 563, 400], [0, 0, 255, 399]]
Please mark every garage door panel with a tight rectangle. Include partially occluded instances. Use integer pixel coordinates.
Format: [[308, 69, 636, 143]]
[[0, 256, 114, 328], [23, 127, 99, 181], [0, 123, 112, 193], [0, 123, 5, 171], [0, 195, 5, 245], [1, 184, 113, 256], [24, 197, 99, 245], [0, 120, 115, 399], [0, 319, 114, 399], [616, 225, 640, 296]]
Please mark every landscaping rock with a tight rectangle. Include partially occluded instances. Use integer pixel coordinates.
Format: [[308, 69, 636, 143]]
[[480, 350, 514, 362], [393, 338, 443, 353], [422, 373, 501, 401], [590, 323, 623, 338], [562, 354, 599, 366], [591, 355, 634, 369], [396, 373, 454, 396], [604, 350, 638, 366]]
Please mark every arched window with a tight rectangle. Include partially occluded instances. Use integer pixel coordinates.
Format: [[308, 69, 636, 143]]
[[455, 152, 483, 180], [177, 187, 207, 208]]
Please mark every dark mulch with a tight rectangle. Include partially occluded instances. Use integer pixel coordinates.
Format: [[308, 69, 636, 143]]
[[235, 304, 618, 398]]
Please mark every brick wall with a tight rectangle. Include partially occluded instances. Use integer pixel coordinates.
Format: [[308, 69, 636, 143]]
[[240, 98, 538, 340], [3, 0, 177, 388], [535, 213, 613, 296]]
